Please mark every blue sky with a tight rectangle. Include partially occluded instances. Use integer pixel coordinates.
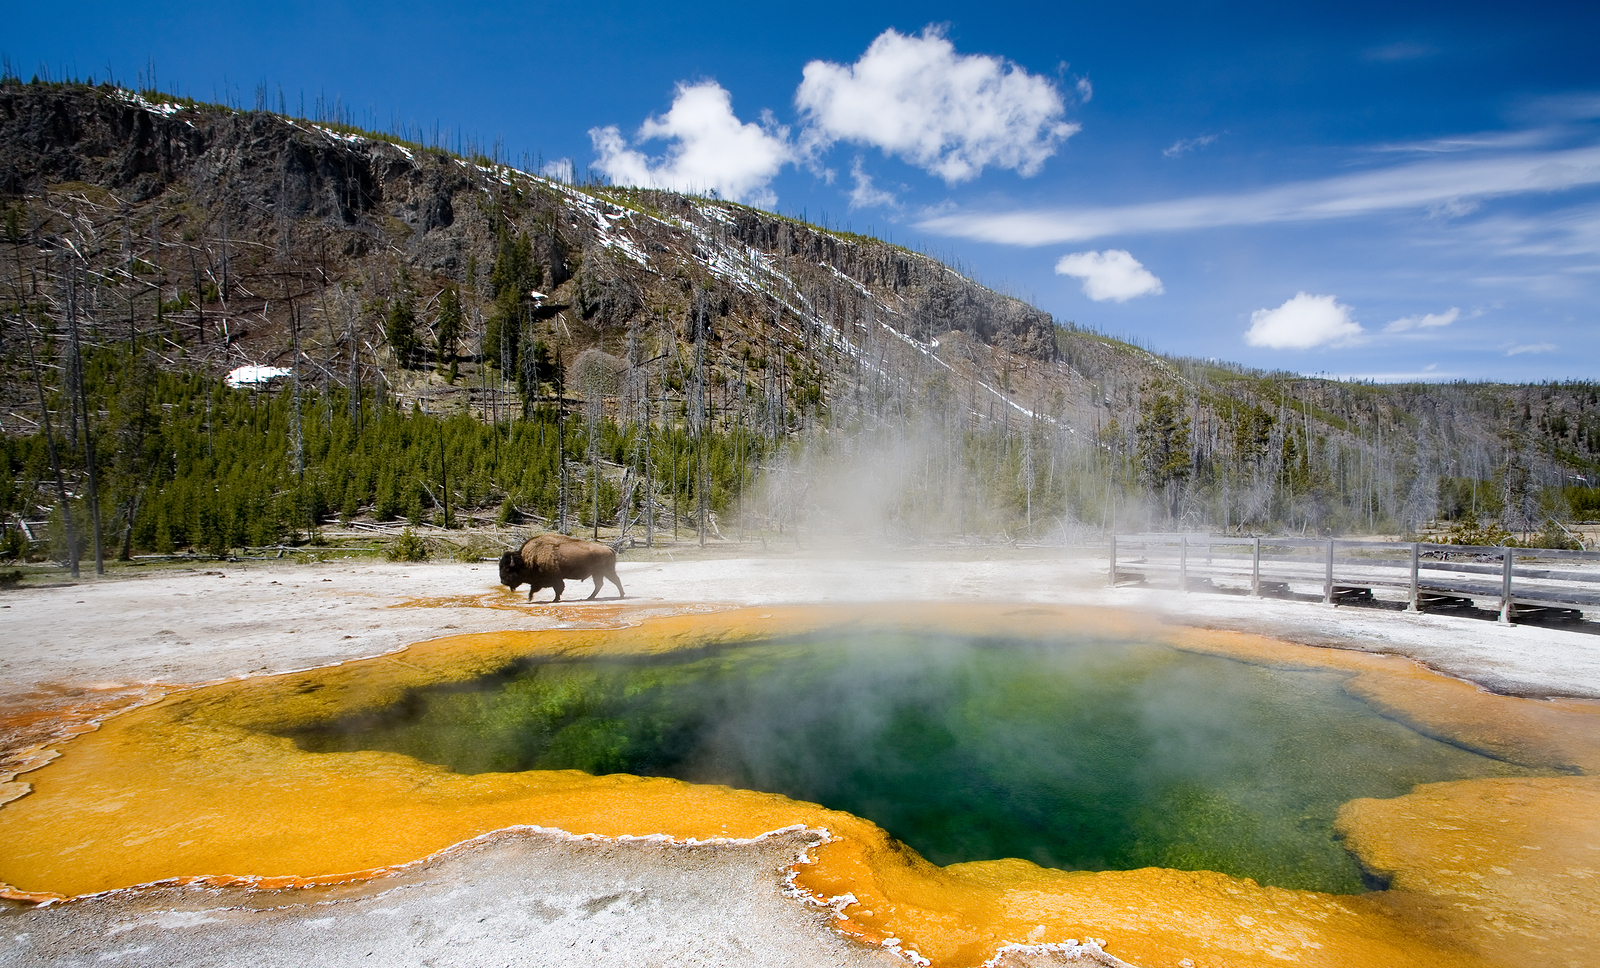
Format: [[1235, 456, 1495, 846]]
[[12, 0, 1599, 382]]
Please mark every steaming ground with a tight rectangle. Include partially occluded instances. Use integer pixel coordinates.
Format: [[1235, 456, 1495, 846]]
[[4, 546, 1599, 967]]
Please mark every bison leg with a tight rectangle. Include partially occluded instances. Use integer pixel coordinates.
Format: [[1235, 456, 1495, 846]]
[[607, 567, 625, 599], [550, 579, 564, 603]]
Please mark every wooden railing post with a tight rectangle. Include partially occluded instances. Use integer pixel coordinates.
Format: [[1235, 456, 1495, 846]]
[[1323, 539, 1335, 605], [1109, 533, 1117, 587], [1179, 534, 1188, 593], [1251, 537, 1261, 597], [1408, 542, 1420, 612], [1500, 548, 1514, 624]]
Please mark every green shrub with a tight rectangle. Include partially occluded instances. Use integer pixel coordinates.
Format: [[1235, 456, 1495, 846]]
[[1442, 516, 1512, 547], [386, 527, 430, 562], [1, 528, 27, 561], [1530, 519, 1583, 551]]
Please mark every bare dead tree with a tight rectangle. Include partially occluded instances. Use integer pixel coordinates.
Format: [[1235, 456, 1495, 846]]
[[66, 269, 104, 573], [25, 320, 78, 576]]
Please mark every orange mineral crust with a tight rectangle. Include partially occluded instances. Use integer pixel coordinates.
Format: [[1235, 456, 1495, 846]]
[[2, 603, 1599, 968]]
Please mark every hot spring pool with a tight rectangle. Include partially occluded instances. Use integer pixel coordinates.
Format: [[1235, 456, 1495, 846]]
[[287, 630, 1541, 894]]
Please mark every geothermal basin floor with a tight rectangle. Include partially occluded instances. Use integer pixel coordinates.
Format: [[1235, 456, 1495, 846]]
[[4, 549, 1600, 967]]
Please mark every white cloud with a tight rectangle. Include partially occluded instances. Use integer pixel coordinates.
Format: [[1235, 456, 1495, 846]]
[[1163, 134, 1218, 158], [1507, 341, 1558, 355], [795, 26, 1078, 184], [1244, 293, 1364, 349], [1384, 307, 1460, 332], [847, 158, 898, 210], [589, 81, 792, 206], [1054, 249, 1163, 302], [917, 142, 1600, 244], [1075, 78, 1093, 103], [540, 157, 574, 183]]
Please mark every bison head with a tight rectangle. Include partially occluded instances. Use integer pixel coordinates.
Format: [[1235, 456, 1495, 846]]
[[498, 550, 522, 588]]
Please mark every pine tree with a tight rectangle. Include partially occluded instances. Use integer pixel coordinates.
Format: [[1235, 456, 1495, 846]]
[[386, 286, 420, 367], [436, 285, 462, 380], [1137, 391, 1191, 522]]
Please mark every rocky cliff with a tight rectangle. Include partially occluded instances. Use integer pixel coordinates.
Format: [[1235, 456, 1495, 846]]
[[3, 81, 1597, 536]]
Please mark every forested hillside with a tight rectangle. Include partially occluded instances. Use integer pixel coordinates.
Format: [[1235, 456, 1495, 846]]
[[2, 79, 1596, 566]]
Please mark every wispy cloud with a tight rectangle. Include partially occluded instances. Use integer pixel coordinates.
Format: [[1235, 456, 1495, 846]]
[[1364, 41, 1436, 62], [1384, 307, 1459, 333], [1334, 366, 1456, 383], [1370, 129, 1558, 154], [917, 143, 1600, 245], [847, 158, 899, 210], [1515, 91, 1600, 123], [1448, 201, 1600, 259], [1163, 133, 1218, 158], [1506, 341, 1559, 355]]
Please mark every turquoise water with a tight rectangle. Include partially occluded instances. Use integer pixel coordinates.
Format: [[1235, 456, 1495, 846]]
[[288, 632, 1541, 893]]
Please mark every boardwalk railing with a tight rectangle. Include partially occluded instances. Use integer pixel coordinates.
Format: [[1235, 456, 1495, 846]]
[[1109, 533, 1600, 623]]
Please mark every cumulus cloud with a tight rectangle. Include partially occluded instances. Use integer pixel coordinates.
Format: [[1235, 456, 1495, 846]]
[[1384, 307, 1460, 332], [795, 26, 1078, 184], [1244, 293, 1364, 349], [847, 158, 899, 210], [1055, 249, 1164, 302], [540, 157, 574, 183], [590, 81, 792, 206]]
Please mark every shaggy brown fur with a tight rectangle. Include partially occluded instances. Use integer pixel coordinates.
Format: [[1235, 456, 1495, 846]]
[[498, 534, 624, 603]]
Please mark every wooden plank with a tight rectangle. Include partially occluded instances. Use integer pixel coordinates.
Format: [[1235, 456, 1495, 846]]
[[1512, 588, 1600, 607], [1108, 533, 1117, 588], [1409, 542, 1421, 612], [1501, 550, 1513, 624], [1324, 539, 1335, 604]]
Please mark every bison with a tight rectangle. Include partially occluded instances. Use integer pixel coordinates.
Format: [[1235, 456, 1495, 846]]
[[498, 533, 625, 603]]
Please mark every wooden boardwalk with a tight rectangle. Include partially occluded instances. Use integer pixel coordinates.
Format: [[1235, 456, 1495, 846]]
[[1110, 534, 1600, 623]]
